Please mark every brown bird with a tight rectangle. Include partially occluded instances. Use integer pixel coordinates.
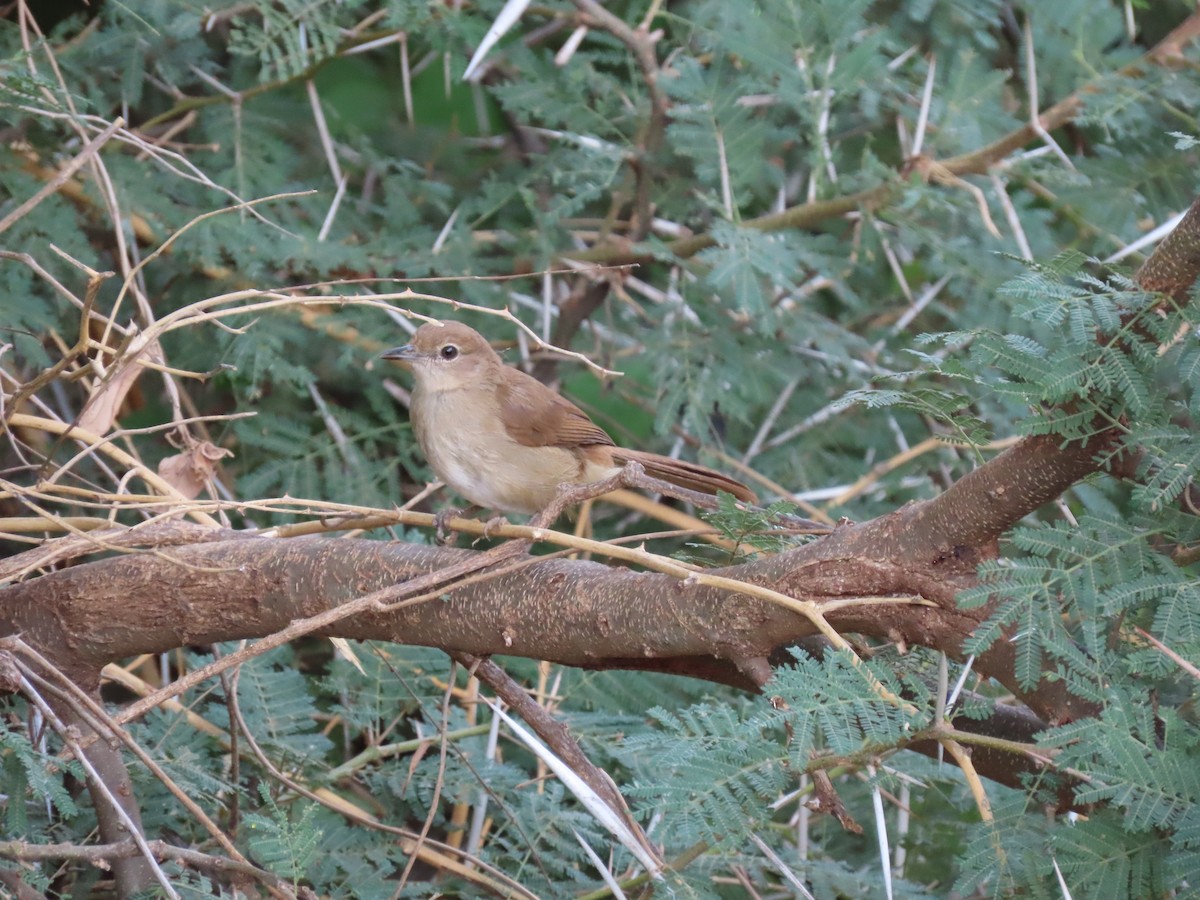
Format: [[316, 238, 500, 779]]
[[381, 321, 757, 515]]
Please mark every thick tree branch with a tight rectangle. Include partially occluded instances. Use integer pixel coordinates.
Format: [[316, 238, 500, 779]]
[[1137, 193, 1200, 301], [0, 531, 1064, 719], [0, 530, 1086, 796]]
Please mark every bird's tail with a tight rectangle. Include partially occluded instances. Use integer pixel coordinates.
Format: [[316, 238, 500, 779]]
[[611, 449, 758, 504]]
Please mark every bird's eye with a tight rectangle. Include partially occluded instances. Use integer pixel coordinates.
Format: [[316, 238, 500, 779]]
[[440, 344, 459, 360]]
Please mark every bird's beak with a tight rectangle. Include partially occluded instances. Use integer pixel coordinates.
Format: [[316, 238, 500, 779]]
[[381, 344, 419, 363]]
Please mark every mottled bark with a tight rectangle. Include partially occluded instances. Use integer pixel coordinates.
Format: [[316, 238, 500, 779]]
[[0, 525, 1101, 724]]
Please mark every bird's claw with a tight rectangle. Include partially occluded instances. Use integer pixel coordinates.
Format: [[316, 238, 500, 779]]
[[482, 515, 510, 538], [434, 507, 462, 546]]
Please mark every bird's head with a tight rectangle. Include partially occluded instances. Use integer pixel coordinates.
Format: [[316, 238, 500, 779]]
[[381, 321, 501, 392]]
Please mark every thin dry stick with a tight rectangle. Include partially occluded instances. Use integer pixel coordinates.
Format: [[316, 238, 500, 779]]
[[0, 515, 108, 534], [0, 839, 287, 890], [1134, 626, 1200, 682], [825, 435, 1021, 510], [5, 414, 220, 526], [0, 117, 126, 236], [991, 173, 1033, 260], [76, 193, 308, 449], [1023, 17, 1074, 170], [19, 105, 292, 236], [572, 0, 668, 234], [100, 662, 226, 740], [392, 658, 470, 897], [910, 54, 935, 158], [0, 500, 222, 582], [111, 190, 314, 319], [0, 250, 92, 317], [743, 376, 802, 464], [104, 648, 527, 893], [463, 653, 656, 863], [938, 738, 993, 824], [0, 517, 235, 585], [0, 492, 713, 583], [7, 642, 266, 878], [16, 13, 160, 335], [443, 666, 479, 851], [118, 288, 623, 378], [15, 670, 181, 899], [220, 653, 535, 898]]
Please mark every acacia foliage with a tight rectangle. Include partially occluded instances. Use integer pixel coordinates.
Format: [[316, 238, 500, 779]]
[[1, 0, 1199, 897]]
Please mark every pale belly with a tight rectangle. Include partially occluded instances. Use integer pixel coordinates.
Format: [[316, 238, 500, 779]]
[[413, 389, 617, 514]]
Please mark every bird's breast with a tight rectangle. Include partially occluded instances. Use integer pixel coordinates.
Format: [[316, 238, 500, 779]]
[[411, 386, 614, 514]]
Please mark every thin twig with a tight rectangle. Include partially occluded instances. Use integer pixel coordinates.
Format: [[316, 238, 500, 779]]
[[15, 669, 181, 899], [0, 117, 125, 237]]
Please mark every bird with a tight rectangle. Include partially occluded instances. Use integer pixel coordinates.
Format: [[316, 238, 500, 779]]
[[381, 320, 757, 515]]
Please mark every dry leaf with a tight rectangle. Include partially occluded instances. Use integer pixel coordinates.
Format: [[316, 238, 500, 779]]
[[157, 441, 232, 499], [78, 331, 164, 435]]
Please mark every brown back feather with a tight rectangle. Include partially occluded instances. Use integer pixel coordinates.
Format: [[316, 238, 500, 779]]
[[496, 367, 615, 450], [493, 349, 755, 503]]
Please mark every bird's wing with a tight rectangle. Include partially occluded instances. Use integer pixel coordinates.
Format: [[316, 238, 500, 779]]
[[496, 368, 615, 449]]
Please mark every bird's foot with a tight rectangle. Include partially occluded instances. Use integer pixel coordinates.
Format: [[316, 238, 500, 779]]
[[434, 507, 463, 546], [482, 515, 510, 539]]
